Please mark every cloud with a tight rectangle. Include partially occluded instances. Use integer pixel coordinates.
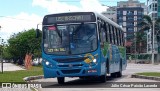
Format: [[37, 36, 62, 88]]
[[0, 0, 108, 43], [32, 0, 82, 13], [80, 0, 108, 13], [0, 12, 42, 42], [32, 0, 108, 13]]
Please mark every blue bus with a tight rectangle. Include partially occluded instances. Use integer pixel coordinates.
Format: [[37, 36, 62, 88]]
[[36, 12, 127, 84]]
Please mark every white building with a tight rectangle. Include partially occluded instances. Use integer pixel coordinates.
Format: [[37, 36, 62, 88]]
[[102, 6, 117, 23], [147, 0, 159, 54]]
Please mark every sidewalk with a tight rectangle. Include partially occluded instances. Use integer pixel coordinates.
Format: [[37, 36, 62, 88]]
[[0, 63, 25, 71]]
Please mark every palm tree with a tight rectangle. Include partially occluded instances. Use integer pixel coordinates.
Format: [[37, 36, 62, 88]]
[[138, 15, 160, 64], [135, 31, 147, 53]]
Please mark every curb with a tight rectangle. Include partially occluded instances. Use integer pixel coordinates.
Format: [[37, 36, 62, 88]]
[[131, 74, 160, 81], [23, 75, 44, 82]]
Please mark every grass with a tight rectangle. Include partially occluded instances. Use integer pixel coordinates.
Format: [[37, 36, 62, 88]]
[[137, 72, 160, 77], [0, 65, 43, 82]]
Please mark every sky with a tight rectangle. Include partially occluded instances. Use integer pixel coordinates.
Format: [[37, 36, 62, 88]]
[[0, 0, 146, 42]]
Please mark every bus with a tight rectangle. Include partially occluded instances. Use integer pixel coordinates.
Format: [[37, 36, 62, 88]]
[[36, 12, 127, 84]]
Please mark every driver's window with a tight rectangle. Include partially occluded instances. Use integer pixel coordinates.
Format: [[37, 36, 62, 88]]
[[98, 19, 106, 47], [48, 29, 61, 47], [100, 28, 106, 43]]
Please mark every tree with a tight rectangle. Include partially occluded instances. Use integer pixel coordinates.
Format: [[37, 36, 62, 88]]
[[7, 29, 42, 65], [2, 44, 13, 60], [131, 31, 147, 53], [138, 15, 160, 63]]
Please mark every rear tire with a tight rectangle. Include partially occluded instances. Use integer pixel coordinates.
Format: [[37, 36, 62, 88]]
[[111, 73, 117, 78], [79, 77, 86, 80], [117, 59, 122, 77], [117, 70, 122, 77], [106, 59, 109, 74], [79, 77, 83, 79], [57, 77, 65, 84]]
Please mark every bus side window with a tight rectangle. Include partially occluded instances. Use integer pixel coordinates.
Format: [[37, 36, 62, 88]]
[[98, 19, 107, 44], [115, 28, 119, 45], [100, 28, 106, 45], [117, 29, 121, 45], [98, 21, 101, 30], [109, 24, 112, 44], [104, 22, 108, 42], [112, 26, 115, 44], [106, 23, 110, 43], [119, 30, 122, 46], [98, 19, 103, 43], [119, 30, 121, 46], [120, 31, 123, 46], [101, 21, 106, 42], [122, 33, 124, 46], [114, 27, 117, 45]]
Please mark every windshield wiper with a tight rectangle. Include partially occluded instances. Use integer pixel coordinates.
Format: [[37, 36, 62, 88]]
[[68, 23, 84, 55], [55, 24, 62, 43], [73, 23, 84, 34]]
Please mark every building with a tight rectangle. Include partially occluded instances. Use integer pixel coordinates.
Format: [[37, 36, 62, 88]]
[[147, 0, 160, 20], [147, 0, 159, 54], [102, 6, 117, 22], [147, 29, 152, 53], [117, 0, 146, 53]]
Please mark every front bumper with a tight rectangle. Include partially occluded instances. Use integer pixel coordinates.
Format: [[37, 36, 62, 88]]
[[43, 63, 100, 78]]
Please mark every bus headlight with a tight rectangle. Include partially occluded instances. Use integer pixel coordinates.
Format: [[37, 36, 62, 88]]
[[93, 59, 97, 63], [46, 61, 50, 65], [43, 59, 53, 68]]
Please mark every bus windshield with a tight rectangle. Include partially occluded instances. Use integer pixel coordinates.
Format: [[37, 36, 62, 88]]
[[43, 23, 97, 55]]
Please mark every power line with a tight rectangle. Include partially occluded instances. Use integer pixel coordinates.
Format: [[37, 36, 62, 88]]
[[58, 0, 146, 2], [0, 16, 37, 22], [56, 0, 146, 4], [58, 0, 119, 2]]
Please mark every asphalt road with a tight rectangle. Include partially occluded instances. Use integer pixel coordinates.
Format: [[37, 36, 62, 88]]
[[32, 63, 160, 91], [0, 63, 159, 91]]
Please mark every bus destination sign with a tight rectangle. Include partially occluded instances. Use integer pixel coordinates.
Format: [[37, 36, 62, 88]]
[[56, 15, 89, 22], [45, 12, 96, 24]]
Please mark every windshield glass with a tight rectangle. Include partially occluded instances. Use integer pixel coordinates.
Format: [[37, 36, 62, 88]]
[[43, 23, 97, 55]]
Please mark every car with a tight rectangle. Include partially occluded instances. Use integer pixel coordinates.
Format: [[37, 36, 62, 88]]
[[32, 58, 42, 66]]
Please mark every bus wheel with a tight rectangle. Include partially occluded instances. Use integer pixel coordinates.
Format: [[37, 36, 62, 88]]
[[100, 75, 106, 83], [117, 59, 122, 77], [57, 77, 65, 84], [117, 71, 122, 77], [79, 77, 85, 80], [111, 73, 117, 78]]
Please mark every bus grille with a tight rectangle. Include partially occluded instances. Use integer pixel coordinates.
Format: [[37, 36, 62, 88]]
[[61, 69, 81, 74], [53, 57, 87, 63], [58, 64, 83, 68]]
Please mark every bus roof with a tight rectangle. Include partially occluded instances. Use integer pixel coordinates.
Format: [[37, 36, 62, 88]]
[[94, 12, 124, 32], [44, 11, 124, 32]]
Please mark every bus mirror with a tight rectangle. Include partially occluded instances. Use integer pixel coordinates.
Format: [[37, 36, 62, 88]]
[[36, 29, 40, 38]]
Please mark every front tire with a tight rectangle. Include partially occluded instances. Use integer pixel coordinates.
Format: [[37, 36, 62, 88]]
[[57, 77, 65, 84], [111, 73, 117, 78], [100, 75, 106, 83]]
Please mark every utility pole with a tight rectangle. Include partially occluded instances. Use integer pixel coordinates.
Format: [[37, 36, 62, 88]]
[[152, 20, 155, 64], [135, 32, 137, 63], [0, 25, 4, 73], [0, 38, 4, 73], [124, 31, 137, 63]]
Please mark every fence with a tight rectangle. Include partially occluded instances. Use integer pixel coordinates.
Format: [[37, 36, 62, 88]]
[[126, 53, 159, 64]]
